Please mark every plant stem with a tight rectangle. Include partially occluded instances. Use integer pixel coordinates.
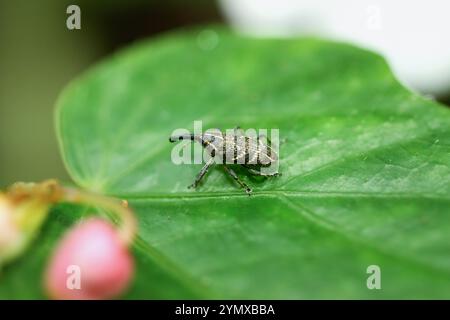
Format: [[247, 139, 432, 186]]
[[61, 187, 137, 245], [7, 180, 137, 246]]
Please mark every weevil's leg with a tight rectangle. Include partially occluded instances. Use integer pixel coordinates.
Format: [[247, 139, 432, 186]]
[[263, 171, 282, 177], [242, 165, 264, 176], [223, 165, 252, 195], [247, 168, 263, 176], [188, 158, 215, 189], [242, 165, 281, 177]]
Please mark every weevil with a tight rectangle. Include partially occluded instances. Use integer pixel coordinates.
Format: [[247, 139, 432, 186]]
[[169, 127, 280, 195]]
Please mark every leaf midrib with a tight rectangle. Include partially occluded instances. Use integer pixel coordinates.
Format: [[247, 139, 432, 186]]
[[112, 190, 450, 201]]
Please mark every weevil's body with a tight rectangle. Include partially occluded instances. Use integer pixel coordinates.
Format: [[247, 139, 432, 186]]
[[201, 131, 278, 167], [169, 127, 280, 195]]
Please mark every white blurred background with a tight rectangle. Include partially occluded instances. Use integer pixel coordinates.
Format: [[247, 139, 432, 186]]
[[219, 0, 450, 99]]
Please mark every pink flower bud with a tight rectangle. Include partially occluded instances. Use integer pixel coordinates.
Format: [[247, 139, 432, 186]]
[[45, 218, 134, 300]]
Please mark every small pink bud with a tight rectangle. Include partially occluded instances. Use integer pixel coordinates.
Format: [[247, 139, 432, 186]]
[[45, 218, 134, 300]]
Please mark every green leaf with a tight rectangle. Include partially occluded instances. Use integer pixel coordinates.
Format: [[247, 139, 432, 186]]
[[4, 27, 450, 298]]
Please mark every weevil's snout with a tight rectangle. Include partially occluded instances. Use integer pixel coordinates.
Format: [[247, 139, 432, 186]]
[[169, 134, 195, 143], [169, 135, 186, 143]]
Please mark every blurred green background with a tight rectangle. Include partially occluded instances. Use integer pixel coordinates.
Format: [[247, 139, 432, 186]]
[[0, 0, 222, 188]]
